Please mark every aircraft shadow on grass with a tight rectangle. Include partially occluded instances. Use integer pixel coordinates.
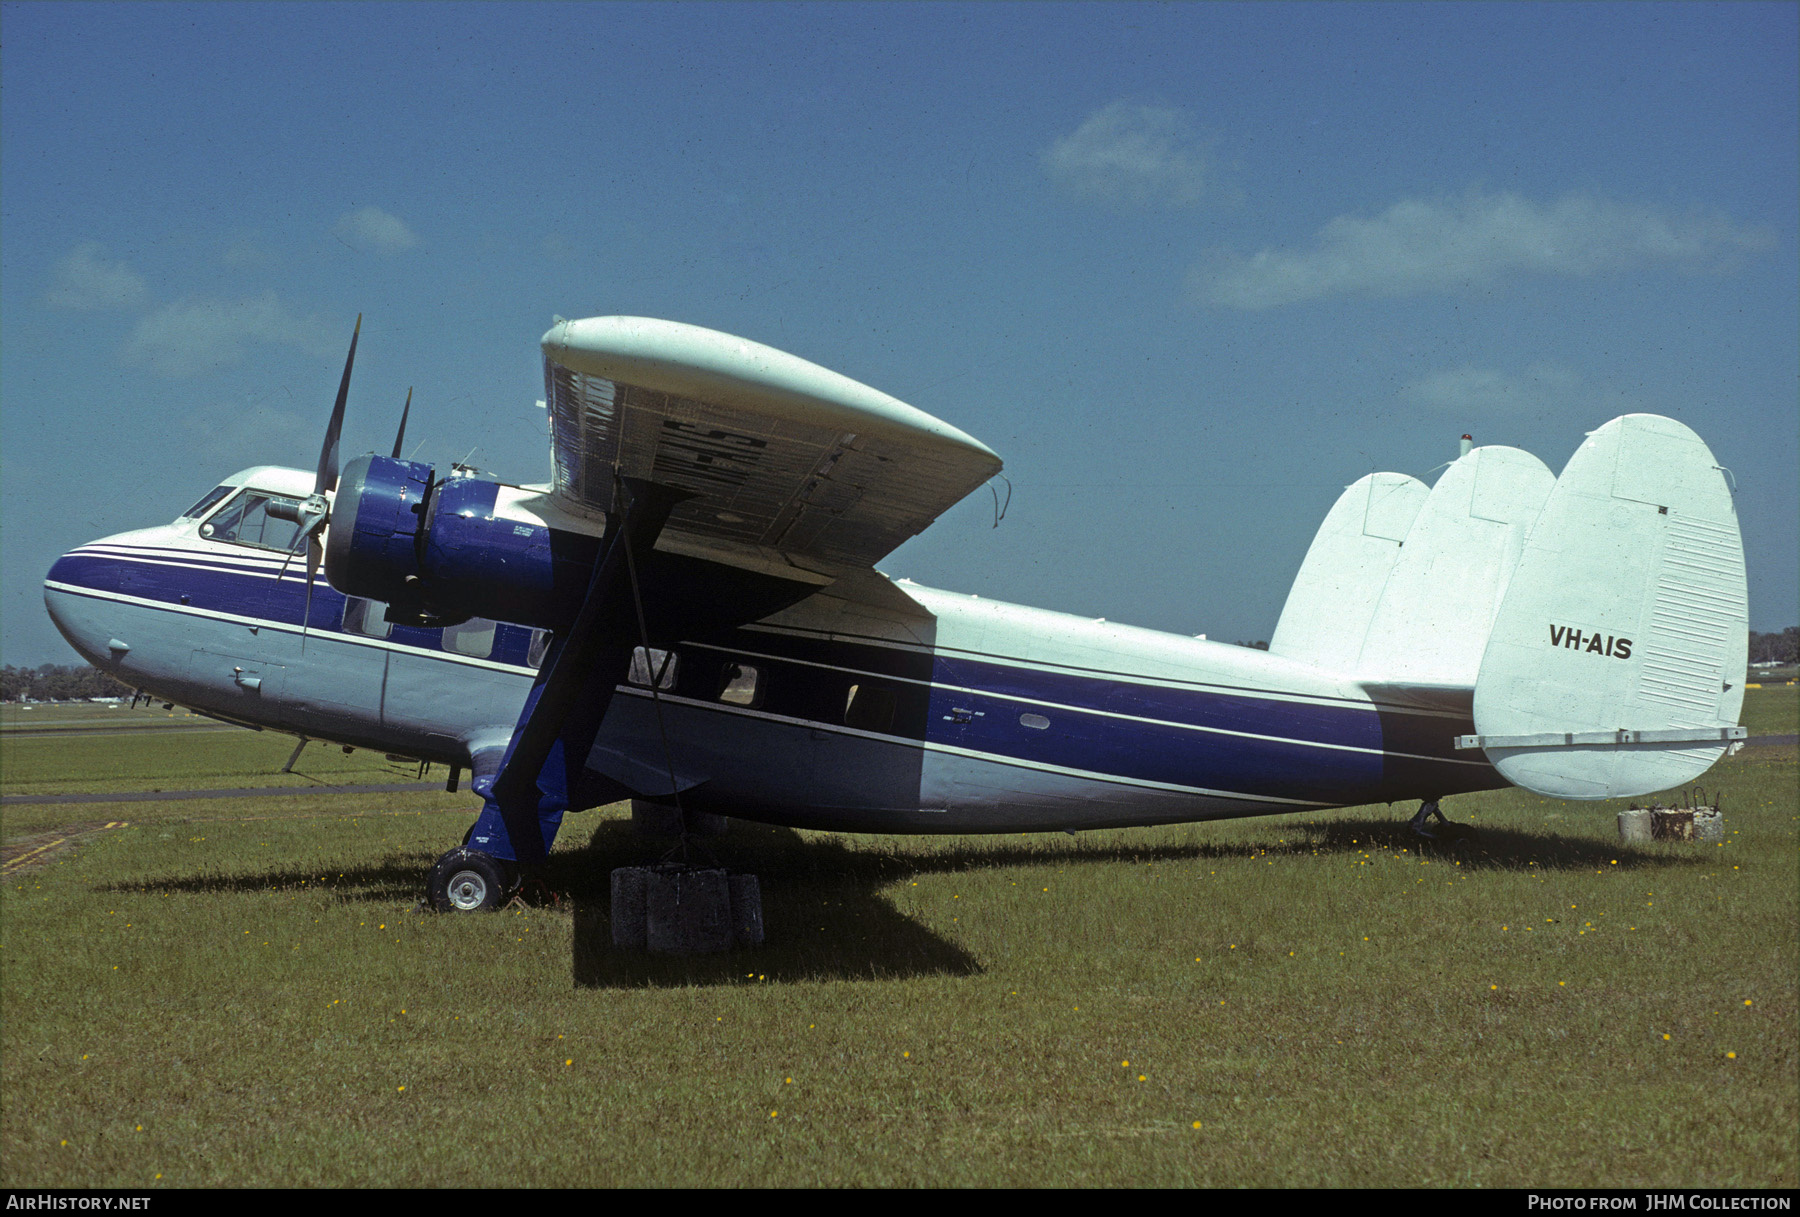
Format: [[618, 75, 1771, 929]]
[[97, 810, 1697, 987], [1288, 816, 1709, 872], [561, 819, 983, 989]]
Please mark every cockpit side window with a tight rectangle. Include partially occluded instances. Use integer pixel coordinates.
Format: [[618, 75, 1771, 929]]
[[180, 484, 235, 521], [199, 490, 305, 553]]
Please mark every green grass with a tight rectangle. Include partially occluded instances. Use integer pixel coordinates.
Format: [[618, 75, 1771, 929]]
[[2, 703, 1795, 1187], [1, 704, 440, 796], [1740, 683, 1799, 737]]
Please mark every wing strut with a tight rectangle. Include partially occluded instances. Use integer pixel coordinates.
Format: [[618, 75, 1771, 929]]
[[462, 476, 691, 865], [618, 479, 698, 866]]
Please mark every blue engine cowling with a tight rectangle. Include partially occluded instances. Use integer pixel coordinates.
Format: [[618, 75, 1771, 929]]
[[324, 454, 600, 629]]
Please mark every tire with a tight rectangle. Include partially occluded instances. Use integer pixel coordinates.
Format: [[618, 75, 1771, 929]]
[[427, 848, 512, 913]]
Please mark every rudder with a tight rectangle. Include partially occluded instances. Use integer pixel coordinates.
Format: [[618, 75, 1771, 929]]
[[1466, 415, 1747, 799]]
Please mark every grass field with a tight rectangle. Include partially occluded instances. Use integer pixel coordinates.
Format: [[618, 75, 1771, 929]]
[[1, 703, 437, 796], [2, 692, 1795, 1187]]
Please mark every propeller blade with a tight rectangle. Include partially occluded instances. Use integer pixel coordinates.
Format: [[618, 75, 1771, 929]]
[[391, 387, 412, 460], [316, 314, 361, 497]]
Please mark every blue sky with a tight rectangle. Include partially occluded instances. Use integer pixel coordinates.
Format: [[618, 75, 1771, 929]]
[[4, 1, 1795, 665]]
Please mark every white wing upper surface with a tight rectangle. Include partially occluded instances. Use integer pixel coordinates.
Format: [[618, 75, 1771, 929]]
[[541, 317, 1003, 570]]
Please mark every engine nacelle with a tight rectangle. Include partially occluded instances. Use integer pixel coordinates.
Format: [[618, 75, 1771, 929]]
[[325, 454, 601, 630]]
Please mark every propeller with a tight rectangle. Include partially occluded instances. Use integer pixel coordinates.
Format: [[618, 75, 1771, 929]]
[[269, 315, 360, 644], [391, 387, 412, 460]]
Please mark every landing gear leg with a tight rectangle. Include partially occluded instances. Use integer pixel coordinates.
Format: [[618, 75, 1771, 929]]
[[1407, 799, 1459, 839]]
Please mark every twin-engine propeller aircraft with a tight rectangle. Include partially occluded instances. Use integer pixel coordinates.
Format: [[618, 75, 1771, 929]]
[[45, 316, 1749, 919]]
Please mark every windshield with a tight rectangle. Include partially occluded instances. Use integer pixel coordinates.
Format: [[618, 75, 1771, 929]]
[[179, 484, 235, 521], [199, 489, 306, 553]]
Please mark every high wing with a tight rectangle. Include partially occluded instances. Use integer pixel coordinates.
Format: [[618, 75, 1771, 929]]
[[541, 317, 1003, 571], [426, 317, 1005, 871]]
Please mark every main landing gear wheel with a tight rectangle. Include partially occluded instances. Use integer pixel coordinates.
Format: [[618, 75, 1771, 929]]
[[427, 848, 515, 912]]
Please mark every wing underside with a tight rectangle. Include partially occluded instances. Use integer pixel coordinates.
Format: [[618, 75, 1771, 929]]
[[542, 317, 1003, 570]]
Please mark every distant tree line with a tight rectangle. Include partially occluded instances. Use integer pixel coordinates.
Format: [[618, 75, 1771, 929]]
[[1750, 628, 1799, 664], [3, 664, 136, 702]]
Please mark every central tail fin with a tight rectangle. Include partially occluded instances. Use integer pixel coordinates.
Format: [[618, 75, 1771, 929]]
[[1270, 445, 1553, 689], [1354, 445, 1555, 688]]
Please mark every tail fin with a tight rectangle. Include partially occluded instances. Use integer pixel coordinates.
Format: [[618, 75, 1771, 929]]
[[1354, 445, 1555, 687], [1271, 446, 1554, 688], [1467, 415, 1747, 799], [1269, 472, 1427, 673]]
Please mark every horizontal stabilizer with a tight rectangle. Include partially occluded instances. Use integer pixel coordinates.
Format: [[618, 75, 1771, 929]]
[[1471, 415, 1747, 799], [1457, 725, 1746, 749]]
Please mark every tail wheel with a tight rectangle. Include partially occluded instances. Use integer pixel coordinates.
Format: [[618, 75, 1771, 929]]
[[427, 848, 513, 912]]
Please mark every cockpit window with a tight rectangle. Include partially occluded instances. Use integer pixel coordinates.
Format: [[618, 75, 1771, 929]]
[[199, 490, 306, 553], [180, 484, 235, 521]]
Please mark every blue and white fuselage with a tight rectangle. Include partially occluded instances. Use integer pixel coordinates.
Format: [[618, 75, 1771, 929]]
[[44, 464, 1501, 838]]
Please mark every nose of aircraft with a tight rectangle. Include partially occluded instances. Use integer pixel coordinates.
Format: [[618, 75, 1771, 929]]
[[43, 528, 143, 670]]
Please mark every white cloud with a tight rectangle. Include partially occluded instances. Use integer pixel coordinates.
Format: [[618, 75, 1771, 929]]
[[1201, 190, 1775, 309], [1043, 102, 1217, 207], [122, 293, 331, 377], [221, 234, 273, 269], [1405, 363, 1588, 416], [334, 206, 418, 254], [45, 242, 147, 310]]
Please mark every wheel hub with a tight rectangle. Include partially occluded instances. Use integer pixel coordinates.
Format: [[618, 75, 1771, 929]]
[[446, 869, 488, 911]]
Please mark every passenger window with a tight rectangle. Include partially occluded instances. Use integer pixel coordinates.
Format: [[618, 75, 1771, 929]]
[[1020, 713, 1050, 730], [342, 597, 392, 639], [628, 647, 678, 690], [844, 683, 896, 731], [443, 618, 496, 659], [718, 662, 761, 707], [527, 629, 552, 670], [180, 484, 234, 521], [200, 490, 305, 553]]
